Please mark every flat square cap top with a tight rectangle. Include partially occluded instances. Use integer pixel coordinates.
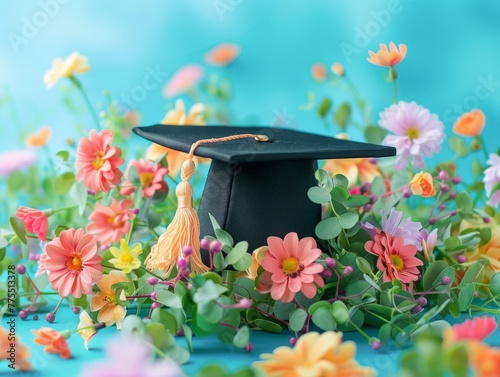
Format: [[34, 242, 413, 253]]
[[133, 125, 396, 163]]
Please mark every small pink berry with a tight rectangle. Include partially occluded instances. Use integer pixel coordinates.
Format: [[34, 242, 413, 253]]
[[325, 258, 336, 269], [16, 264, 26, 275], [147, 277, 159, 285], [177, 258, 189, 269], [320, 269, 332, 279], [403, 188, 412, 198], [131, 208, 140, 215], [439, 204, 447, 211], [151, 302, 161, 310], [33, 315, 38, 320], [150, 292, 158, 301], [440, 183, 449, 193], [210, 240, 222, 254], [417, 297, 427, 306], [369, 194, 378, 204], [450, 210, 457, 217], [371, 339, 382, 350], [411, 305, 423, 314], [451, 176, 461, 184], [457, 255, 466, 264], [87, 189, 96, 195], [450, 192, 457, 199], [46, 312, 55, 323], [179, 267, 190, 277], [244, 343, 254, 352], [438, 170, 449, 181], [289, 337, 297, 346], [72, 307, 81, 314], [238, 298, 252, 309], [100, 244, 109, 252], [343, 266, 353, 276], [364, 204, 372, 212], [484, 217, 491, 224], [182, 245, 193, 257], [441, 276, 451, 285], [200, 237, 211, 250], [18, 310, 29, 320], [429, 217, 437, 225]]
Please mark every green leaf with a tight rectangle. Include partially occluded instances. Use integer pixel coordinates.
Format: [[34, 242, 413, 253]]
[[423, 261, 449, 291], [213, 252, 228, 270], [182, 324, 193, 352], [365, 126, 387, 144], [317, 97, 332, 118], [151, 308, 177, 335], [289, 308, 307, 332], [445, 343, 469, 377], [156, 290, 182, 309], [0, 237, 7, 250], [332, 174, 349, 188], [73, 294, 88, 310], [55, 171, 75, 195], [490, 272, 500, 296], [333, 102, 351, 130], [233, 326, 250, 349], [308, 301, 331, 315], [199, 301, 224, 324], [215, 228, 234, 248], [433, 266, 455, 291], [56, 150, 70, 161], [444, 236, 461, 251], [128, 165, 141, 185], [311, 307, 337, 331], [378, 323, 392, 344], [315, 169, 334, 191], [225, 241, 248, 265], [449, 135, 468, 157], [355, 257, 371, 274], [308, 186, 331, 204], [330, 186, 350, 203], [9, 216, 27, 244], [455, 192, 473, 218], [254, 319, 283, 333], [145, 323, 170, 352], [146, 210, 162, 229], [458, 282, 474, 311], [121, 315, 145, 336], [331, 301, 348, 325], [344, 195, 370, 208], [471, 158, 483, 177], [233, 253, 253, 271], [461, 261, 485, 286], [70, 181, 87, 215], [339, 211, 359, 229], [315, 217, 341, 240]]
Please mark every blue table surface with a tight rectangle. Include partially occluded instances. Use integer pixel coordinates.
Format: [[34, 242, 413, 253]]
[[0, 303, 494, 377]]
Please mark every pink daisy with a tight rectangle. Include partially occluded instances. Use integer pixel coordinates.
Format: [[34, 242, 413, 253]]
[[379, 101, 445, 170], [450, 316, 497, 343], [259, 232, 324, 303], [365, 228, 423, 290], [484, 153, 500, 207], [87, 198, 133, 245], [76, 129, 124, 193], [121, 159, 168, 198], [15, 207, 49, 241], [44, 228, 102, 298], [162, 64, 204, 98], [0, 150, 37, 177]]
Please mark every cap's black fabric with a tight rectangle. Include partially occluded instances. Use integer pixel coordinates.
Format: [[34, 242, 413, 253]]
[[132, 125, 396, 257]]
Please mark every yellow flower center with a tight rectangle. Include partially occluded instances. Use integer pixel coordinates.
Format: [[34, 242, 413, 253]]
[[140, 172, 155, 188], [92, 151, 105, 170], [104, 294, 117, 304], [390, 255, 404, 272], [282, 257, 300, 274], [67, 252, 83, 271], [120, 253, 135, 264], [406, 127, 420, 141]]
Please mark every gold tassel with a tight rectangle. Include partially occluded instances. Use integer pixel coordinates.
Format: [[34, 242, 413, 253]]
[[145, 133, 269, 277]]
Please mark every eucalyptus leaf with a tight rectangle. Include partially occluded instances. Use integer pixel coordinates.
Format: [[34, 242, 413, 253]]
[[311, 307, 337, 331], [156, 290, 182, 309], [308, 186, 331, 204], [339, 211, 359, 229], [55, 171, 75, 195], [233, 326, 250, 349], [315, 217, 341, 240], [289, 308, 308, 332], [225, 241, 249, 265], [9, 216, 26, 244]]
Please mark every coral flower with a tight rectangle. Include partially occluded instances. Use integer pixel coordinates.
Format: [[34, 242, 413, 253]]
[[77, 310, 98, 350], [31, 328, 71, 359], [259, 232, 324, 303], [409, 171, 436, 197], [108, 239, 143, 273], [44, 228, 102, 298], [121, 159, 168, 198], [87, 198, 133, 245], [323, 158, 381, 187], [311, 63, 327, 81], [365, 228, 423, 290], [379, 101, 445, 170], [453, 109, 485, 137], [90, 270, 129, 329], [162, 64, 204, 98], [331, 62, 344, 76], [484, 154, 500, 208], [367, 42, 407, 67], [0, 150, 36, 177], [26, 126, 52, 147], [146, 99, 207, 177], [446, 316, 497, 344], [469, 342, 500, 377], [44, 51, 90, 88], [76, 129, 124, 193], [0, 326, 32, 371], [205, 43, 240, 66], [253, 331, 376, 377], [15, 206, 49, 241]]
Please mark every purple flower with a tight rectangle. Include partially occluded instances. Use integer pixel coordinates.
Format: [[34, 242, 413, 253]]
[[379, 101, 445, 170], [0, 150, 37, 177], [420, 228, 438, 254], [79, 336, 183, 377], [484, 153, 500, 207], [363, 208, 423, 250]]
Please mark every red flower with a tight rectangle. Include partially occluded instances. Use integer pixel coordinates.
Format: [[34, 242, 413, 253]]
[[32, 328, 71, 359], [15, 206, 49, 241]]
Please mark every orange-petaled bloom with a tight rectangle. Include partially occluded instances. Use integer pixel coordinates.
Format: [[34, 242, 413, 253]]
[[0, 326, 32, 371], [367, 42, 407, 67], [463, 224, 500, 281], [205, 43, 240, 66], [90, 270, 128, 329], [323, 158, 381, 188], [409, 171, 436, 197], [121, 159, 168, 198], [76, 129, 124, 193], [26, 126, 52, 147], [44, 228, 102, 298], [331, 62, 345, 76], [87, 198, 133, 245], [469, 342, 500, 377], [453, 109, 485, 137], [31, 328, 71, 359], [253, 331, 376, 377], [311, 63, 327, 81], [77, 311, 98, 350], [44, 51, 90, 88], [15, 206, 49, 241]]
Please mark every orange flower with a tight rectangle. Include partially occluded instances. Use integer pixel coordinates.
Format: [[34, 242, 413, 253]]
[[0, 326, 32, 371], [311, 63, 327, 81], [409, 171, 436, 197], [90, 270, 128, 329], [331, 62, 344, 76], [453, 109, 485, 137], [26, 126, 52, 147], [205, 43, 240, 66], [31, 328, 71, 359], [469, 342, 500, 377], [367, 42, 407, 67], [323, 158, 381, 188], [463, 224, 500, 281], [236, 246, 267, 280]]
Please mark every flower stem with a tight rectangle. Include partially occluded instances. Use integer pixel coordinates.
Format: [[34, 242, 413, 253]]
[[69, 75, 101, 130], [348, 318, 371, 342], [125, 215, 137, 244], [138, 266, 164, 281]]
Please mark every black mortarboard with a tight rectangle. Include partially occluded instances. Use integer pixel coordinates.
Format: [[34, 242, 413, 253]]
[[133, 125, 395, 266]]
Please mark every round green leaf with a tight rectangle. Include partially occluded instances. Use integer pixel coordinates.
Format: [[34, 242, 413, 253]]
[[308, 186, 331, 204], [333, 102, 351, 129], [345, 195, 370, 208], [364, 126, 387, 144], [422, 260, 449, 291], [332, 174, 349, 188], [339, 211, 359, 229], [330, 301, 348, 325], [55, 171, 75, 195], [315, 217, 341, 240], [254, 319, 283, 333], [151, 308, 177, 335], [233, 253, 253, 271], [225, 241, 248, 265], [308, 300, 331, 315], [233, 325, 250, 349], [9, 216, 27, 244], [156, 290, 182, 309], [490, 272, 500, 296], [458, 282, 474, 311], [0, 237, 8, 249], [289, 308, 307, 332], [311, 307, 337, 331], [145, 323, 170, 352], [317, 97, 332, 118], [199, 301, 224, 324]]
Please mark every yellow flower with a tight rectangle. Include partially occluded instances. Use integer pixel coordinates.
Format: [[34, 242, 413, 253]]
[[331, 62, 345, 76], [323, 158, 381, 188], [146, 99, 207, 176], [109, 239, 142, 273], [77, 311, 97, 350], [236, 246, 267, 280], [253, 332, 376, 377], [44, 51, 90, 88], [26, 126, 52, 147], [90, 270, 128, 329]]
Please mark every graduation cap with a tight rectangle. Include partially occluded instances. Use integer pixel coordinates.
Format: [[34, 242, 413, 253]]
[[133, 125, 396, 276]]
